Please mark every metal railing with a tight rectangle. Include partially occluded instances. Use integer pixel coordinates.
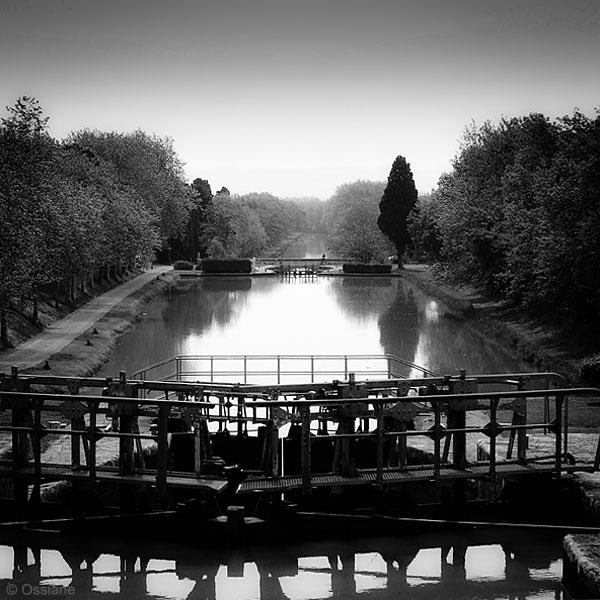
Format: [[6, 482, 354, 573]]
[[132, 353, 438, 385], [0, 366, 596, 512]]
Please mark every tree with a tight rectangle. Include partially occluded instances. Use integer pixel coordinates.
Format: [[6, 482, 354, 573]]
[[327, 180, 393, 262], [377, 156, 418, 264], [0, 97, 54, 344]]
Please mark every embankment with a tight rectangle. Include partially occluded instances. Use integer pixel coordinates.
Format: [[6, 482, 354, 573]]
[[12, 271, 178, 378], [402, 264, 581, 382]]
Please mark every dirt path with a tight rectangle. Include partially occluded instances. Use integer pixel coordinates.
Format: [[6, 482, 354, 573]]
[[0, 266, 172, 373]]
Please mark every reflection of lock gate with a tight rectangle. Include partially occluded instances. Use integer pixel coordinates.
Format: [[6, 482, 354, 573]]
[[0, 365, 594, 515]]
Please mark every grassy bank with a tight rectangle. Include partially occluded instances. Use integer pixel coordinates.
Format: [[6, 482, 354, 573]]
[[403, 264, 583, 382], [11, 271, 178, 378]]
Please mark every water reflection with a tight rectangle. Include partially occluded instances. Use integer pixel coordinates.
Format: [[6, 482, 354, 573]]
[[0, 531, 566, 599], [99, 274, 526, 381]]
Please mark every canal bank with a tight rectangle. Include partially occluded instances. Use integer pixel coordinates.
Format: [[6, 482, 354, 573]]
[[402, 264, 583, 382], [0, 267, 178, 378]]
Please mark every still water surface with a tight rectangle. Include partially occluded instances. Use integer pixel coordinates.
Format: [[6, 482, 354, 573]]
[[2, 235, 565, 599], [99, 275, 525, 379]]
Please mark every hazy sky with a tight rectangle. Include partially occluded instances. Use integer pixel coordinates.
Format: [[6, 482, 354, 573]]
[[1, 0, 599, 198]]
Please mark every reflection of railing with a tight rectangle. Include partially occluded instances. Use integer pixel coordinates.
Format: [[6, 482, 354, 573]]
[[0, 532, 567, 600], [132, 353, 437, 385]]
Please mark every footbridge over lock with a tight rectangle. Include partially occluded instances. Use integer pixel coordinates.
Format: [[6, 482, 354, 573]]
[[0, 355, 599, 522], [254, 256, 347, 276]]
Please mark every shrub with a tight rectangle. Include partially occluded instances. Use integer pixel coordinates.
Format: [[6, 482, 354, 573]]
[[200, 259, 252, 274], [342, 263, 392, 274], [173, 260, 194, 270], [581, 354, 600, 387]]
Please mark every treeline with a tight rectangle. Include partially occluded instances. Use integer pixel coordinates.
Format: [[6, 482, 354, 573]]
[[0, 97, 190, 345], [326, 180, 394, 262], [174, 187, 316, 262], [410, 110, 600, 324], [0, 97, 324, 347]]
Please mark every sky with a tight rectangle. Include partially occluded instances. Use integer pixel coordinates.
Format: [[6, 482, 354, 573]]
[[1, 0, 599, 199]]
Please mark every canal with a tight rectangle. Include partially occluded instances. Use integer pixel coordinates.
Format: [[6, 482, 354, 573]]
[[1, 234, 572, 599]]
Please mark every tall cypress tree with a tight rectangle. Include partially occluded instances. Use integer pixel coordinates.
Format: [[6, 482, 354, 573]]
[[377, 155, 418, 264]]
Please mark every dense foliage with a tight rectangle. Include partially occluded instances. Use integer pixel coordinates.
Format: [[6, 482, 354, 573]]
[[0, 97, 327, 346], [0, 97, 166, 345], [430, 111, 600, 322], [326, 180, 394, 262]]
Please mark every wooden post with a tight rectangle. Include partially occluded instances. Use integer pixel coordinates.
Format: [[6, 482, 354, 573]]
[[447, 402, 467, 507], [88, 400, 97, 480], [300, 405, 311, 493], [489, 398, 498, 499], [376, 402, 384, 486], [555, 393, 563, 476], [433, 400, 441, 482], [30, 398, 43, 510], [68, 381, 83, 469], [156, 403, 169, 507]]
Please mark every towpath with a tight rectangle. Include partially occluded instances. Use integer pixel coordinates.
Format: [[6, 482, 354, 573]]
[[0, 266, 172, 373]]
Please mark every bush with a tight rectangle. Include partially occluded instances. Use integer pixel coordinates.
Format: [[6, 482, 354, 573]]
[[342, 263, 392, 274], [200, 259, 252, 274], [173, 260, 194, 270], [581, 354, 600, 387]]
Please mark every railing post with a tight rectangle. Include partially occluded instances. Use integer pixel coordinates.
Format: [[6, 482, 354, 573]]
[[277, 356, 281, 385], [376, 400, 384, 486], [489, 398, 498, 499], [311, 355, 314, 384], [300, 404, 311, 493], [344, 356, 348, 380], [67, 380, 83, 469], [433, 400, 441, 481], [555, 393, 563, 476], [564, 394, 569, 456], [88, 399, 98, 480], [210, 356, 214, 382], [156, 401, 169, 507], [31, 398, 43, 510], [243, 355, 247, 384]]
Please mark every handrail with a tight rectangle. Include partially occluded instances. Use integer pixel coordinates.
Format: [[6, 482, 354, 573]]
[[132, 353, 438, 382], [1, 369, 596, 511]]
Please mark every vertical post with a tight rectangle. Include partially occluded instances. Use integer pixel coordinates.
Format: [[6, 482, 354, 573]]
[[68, 381, 83, 469], [156, 402, 169, 506], [344, 356, 348, 380], [489, 398, 498, 499], [448, 407, 466, 470], [376, 401, 384, 486], [300, 404, 311, 493], [243, 356, 247, 384], [387, 356, 391, 379], [88, 400, 97, 480], [237, 396, 245, 437], [210, 356, 214, 383], [176, 357, 181, 381], [555, 393, 563, 476], [31, 398, 43, 509], [433, 400, 441, 481], [311, 356, 314, 384], [447, 399, 467, 507], [277, 356, 281, 385], [563, 394, 569, 456]]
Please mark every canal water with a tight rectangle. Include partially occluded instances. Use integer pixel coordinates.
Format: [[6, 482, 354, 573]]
[[1, 234, 570, 599], [98, 240, 526, 379], [0, 529, 567, 599]]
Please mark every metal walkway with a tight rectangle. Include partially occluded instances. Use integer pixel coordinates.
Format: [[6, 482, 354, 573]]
[[1, 358, 599, 515]]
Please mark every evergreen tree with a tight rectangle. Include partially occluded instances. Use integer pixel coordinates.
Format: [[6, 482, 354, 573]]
[[377, 156, 418, 263]]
